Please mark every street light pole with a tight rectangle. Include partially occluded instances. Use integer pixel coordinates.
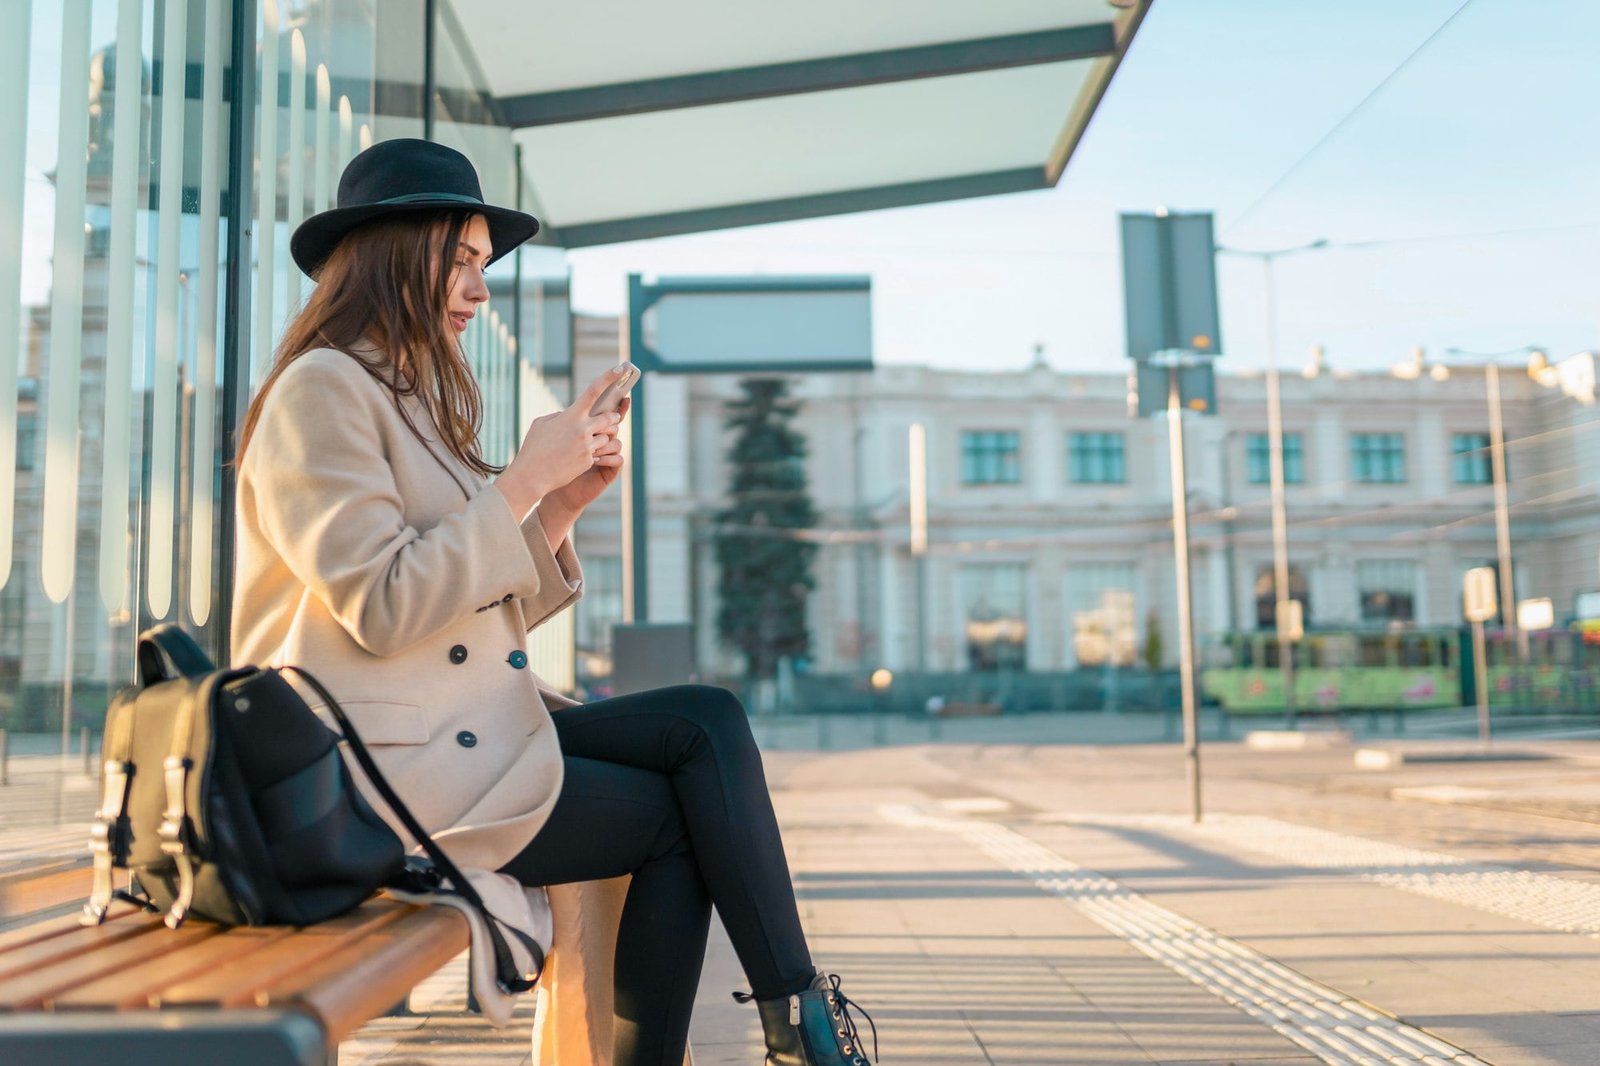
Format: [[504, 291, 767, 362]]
[[1217, 238, 1326, 729], [1259, 257, 1296, 729], [909, 423, 929, 674], [1485, 361, 1518, 653], [1164, 366, 1201, 824], [1446, 346, 1542, 657]]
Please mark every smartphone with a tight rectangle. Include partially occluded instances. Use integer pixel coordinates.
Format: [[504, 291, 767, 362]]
[[589, 362, 640, 416]]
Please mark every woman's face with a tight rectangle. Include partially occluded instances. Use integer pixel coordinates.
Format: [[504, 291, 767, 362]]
[[445, 214, 492, 335]]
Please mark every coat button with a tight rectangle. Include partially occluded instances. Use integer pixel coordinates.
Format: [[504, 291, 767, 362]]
[[507, 650, 528, 670], [456, 730, 477, 748], [449, 644, 468, 664]]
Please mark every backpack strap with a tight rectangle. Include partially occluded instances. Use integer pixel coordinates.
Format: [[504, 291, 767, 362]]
[[82, 697, 137, 926], [285, 666, 543, 991], [156, 672, 213, 929], [138, 623, 214, 684]]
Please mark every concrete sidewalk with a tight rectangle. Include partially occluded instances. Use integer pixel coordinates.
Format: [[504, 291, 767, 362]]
[[12, 727, 1600, 1064]]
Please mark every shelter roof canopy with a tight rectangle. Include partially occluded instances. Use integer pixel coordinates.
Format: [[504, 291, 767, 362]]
[[446, 0, 1148, 246]]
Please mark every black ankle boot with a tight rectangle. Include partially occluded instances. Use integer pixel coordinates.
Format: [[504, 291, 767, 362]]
[[734, 971, 878, 1066]]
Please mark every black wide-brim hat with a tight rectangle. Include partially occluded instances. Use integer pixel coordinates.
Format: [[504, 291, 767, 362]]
[[290, 138, 540, 277]]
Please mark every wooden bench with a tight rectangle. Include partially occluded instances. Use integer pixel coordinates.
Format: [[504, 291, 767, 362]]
[[0, 896, 468, 1065], [0, 856, 92, 930]]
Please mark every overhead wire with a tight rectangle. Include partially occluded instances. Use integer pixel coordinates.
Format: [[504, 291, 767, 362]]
[[1221, 0, 1483, 238]]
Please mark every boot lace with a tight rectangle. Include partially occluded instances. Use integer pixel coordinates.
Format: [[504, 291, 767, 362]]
[[825, 973, 878, 1064]]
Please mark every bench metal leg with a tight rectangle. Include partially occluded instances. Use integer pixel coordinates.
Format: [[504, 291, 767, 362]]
[[0, 1008, 329, 1066]]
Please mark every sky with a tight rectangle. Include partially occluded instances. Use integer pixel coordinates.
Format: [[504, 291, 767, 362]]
[[564, 0, 1600, 376]]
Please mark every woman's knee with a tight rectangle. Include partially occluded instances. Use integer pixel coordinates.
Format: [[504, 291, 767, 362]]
[[668, 684, 752, 744]]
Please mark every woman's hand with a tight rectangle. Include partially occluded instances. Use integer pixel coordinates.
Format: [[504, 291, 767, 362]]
[[539, 395, 628, 549], [494, 368, 628, 519]]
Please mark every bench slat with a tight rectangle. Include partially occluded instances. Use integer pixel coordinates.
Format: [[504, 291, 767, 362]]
[[264, 905, 468, 1046], [0, 907, 146, 988], [0, 921, 221, 1010], [51, 924, 301, 1010], [156, 901, 414, 1008], [0, 865, 91, 923]]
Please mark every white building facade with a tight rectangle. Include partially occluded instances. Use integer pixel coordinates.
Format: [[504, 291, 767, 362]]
[[568, 315, 1598, 683]]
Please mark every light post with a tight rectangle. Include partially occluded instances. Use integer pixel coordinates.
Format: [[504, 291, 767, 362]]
[[1216, 238, 1326, 729], [1443, 345, 1544, 661], [909, 423, 929, 674]]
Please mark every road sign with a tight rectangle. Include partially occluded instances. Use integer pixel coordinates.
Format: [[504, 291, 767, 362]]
[[1463, 567, 1498, 623], [1121, 212, 1222, 363], [1121, 212, 1221, 417]]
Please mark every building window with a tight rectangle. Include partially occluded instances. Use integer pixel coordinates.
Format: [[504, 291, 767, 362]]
[[1254, 566, 1311, 630], [1065, 564, 1138, 667], [1351, 432, 1406, 483], [958, 564, 1028, 671], [1246, 432, 1304, 485], [961, 431, 1020, 485], [1452, 433, 1494, 485], [1357, 560, 1416, 623], [1068, 432, 1125, 484]]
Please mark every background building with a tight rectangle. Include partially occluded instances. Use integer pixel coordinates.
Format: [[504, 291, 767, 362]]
[[567, 318, 1598, 696]]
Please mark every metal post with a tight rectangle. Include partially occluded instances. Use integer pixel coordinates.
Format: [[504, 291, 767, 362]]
[[1261, 258, 1296, 729], [217, 0, 259, 668], [1486, 362, 1519, 657], [1472, 618, 1491, 748], [422, 0, 437, 141], [59, 587, 76, 767], [0, 728, 8, 786], [1167, 367, 1202, 823], [624, 275, 649, 622], [909, 422, 929, 674]]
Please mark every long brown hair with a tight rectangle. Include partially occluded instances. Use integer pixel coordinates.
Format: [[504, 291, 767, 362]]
[[235, 211, 499, 477]]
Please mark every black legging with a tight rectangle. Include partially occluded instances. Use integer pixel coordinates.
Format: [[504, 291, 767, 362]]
[[498, 684, 815, 1065]]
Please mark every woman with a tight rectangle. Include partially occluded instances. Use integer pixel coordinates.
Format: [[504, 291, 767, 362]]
[[230, 138, 876, 1066]]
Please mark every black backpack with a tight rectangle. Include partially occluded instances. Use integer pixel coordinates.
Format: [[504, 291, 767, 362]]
[[84, 624, 542, 991]]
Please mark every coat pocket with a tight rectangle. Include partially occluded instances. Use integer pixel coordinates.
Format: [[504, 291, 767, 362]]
[[312, 698, 431, 745]]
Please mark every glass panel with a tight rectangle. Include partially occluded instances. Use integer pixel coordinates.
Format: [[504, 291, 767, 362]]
[[961, 430, 1020, 485], [1357, 560, 1417, 622], [959, 563, 1027, 671], [1453, 432, 1493, 484], [1065, 563, 1137, 666], [1352, 432, 1406, 483], [41, 0, 94, 606], [0, 1, 31, 588], [432, 1, 519, 469], [252, 0, 280, 388], [95, 0, 145, 623], [187, 0, 228, 626], [1254, 565, 1310, 629], [1247, 432, 1305, 484], [145, 0, 191, 620], [1068, 431, 1125, 484], [11, 0, 239, 748]]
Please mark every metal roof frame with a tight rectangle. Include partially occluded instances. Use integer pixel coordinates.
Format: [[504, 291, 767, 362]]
[[498, 24, 1117, 128], [450, 1, 1151, 247]]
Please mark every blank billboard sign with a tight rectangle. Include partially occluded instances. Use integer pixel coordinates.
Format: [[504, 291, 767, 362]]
[[633, 276, 873, 374]]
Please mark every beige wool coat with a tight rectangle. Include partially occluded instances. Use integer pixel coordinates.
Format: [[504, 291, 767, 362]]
[[231, 346, 647, 1061]]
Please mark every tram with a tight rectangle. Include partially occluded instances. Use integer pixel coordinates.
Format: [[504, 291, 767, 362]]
[[1200, 626, 1600, 714]]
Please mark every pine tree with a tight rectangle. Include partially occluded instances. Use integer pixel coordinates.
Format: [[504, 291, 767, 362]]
[[714, 378, 818, 680]]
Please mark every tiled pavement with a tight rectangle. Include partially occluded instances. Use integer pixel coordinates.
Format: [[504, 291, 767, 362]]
[[12, 723, 1600, 1063]]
